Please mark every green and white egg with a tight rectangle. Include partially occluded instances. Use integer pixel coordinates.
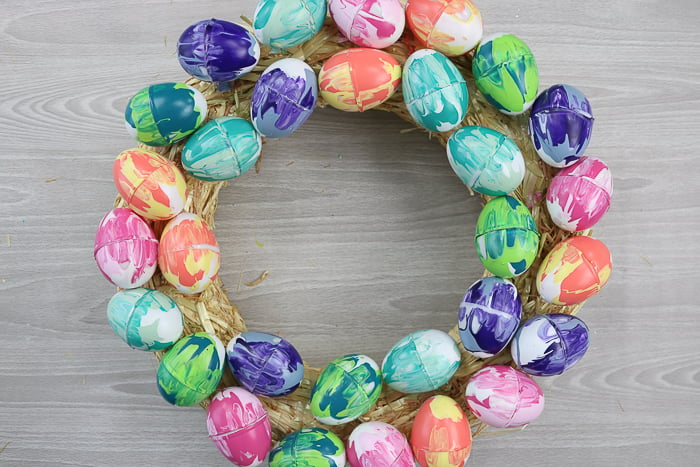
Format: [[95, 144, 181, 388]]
[[268, 428, 346, 467]]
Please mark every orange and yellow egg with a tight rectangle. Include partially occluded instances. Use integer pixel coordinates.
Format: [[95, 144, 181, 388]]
[[410, 395, 472, 467]]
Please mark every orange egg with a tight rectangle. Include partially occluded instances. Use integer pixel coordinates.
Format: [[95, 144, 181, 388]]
[[410, 395, 472, 467]]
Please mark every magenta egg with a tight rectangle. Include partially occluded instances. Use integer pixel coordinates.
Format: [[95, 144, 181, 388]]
[[329, 0, 406, 49], [347, 421, 415, 467]]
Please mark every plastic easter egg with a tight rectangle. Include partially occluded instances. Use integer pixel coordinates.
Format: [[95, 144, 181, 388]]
[[402, 49, 468, 133], [310, 354, 382, 425], [113, 149, 187, 221], [251, 58, 318, 138], [226, 331, 304, 397], [537, 235, 612, 305], [94, 208, 158, 288], [124, 82, 207, 146], [382, 329, 460, 394], [511, 314, 590, 376], [106, 288, 184, 351], [254, 0, 327, 51], [447, 126, 525, 196], [406, 0, 483, 56], [206, 387, 272, 467], [473, 33, 539, 115], [319, 48, 401, 112], [181, 117, 262, 181], [329, 0, 406, 49], [269, 428, 346, 467], [158, 213, 221, 294], [178, 18, 260, 83], [156, 332, 225, 406], [410, 395, 472, 467], [530, 84, 594, 168], [547, 157, 613, 232], [458, 277, 522, 358], [474, 195, 540, 278], [347, 421, 415, 467], [465, 365, 544, 428]]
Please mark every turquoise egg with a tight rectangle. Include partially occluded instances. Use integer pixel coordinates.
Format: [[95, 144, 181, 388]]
[[269, 428, 346, 467], [403, 49, 468, 133], [310, 354, 382, 425], [254, 0, 327, 51], [156, 332, 225, 406], [181, 117, 262, 181], [382, 329, 460, 394], [447, 126, 525, 196], [107, 288, 184, 351]]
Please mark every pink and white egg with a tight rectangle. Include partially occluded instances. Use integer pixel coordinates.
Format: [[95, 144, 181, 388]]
[[347, 421, 414, 467], [329, 0, 406, 49]]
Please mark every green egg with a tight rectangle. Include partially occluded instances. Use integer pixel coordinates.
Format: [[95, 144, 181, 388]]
[[268, 428, 346, 467]]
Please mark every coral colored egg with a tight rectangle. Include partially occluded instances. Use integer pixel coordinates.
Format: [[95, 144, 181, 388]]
[[269, 428, 346, 467], [206, 387, 272, 467], [458, 277, 522, 358], [113, 149, 187, 221], [511, 314, 590, 376], [546, 157, 613, 232], [406, 0, 483, 56], [329, 0, 406, 49], [158, 213, 221, 294], [403, 49, 468, 133], [465, 365, 544, 428], [382, 329, 460, 394], [319, 48, 402, 112], [347, 421, 415, 467], [254, 0, 327, 51], [410, 395, 472, 467], [537, 235, 612, 305], [94, 208, 158, 288]]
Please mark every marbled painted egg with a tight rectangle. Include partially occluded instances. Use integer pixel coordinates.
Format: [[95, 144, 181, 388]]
[[269, 428, 346, 467], [458, 277, 522, 358], [156, 332, 225, 406], [347, 421, 415, 467], [106, 288, 183, 351], [94, 208, 158, 288], [310, 354, 382, 425], [530, 84, 594, 168], [447, 126, 526, 196], [402, 49, 468, 133], [319, 48, 401, 112], [251, 58, 318, 138], [329, 0, 406, 49], [178, 18, 260, 83], [113, 149, 187, 221], [547, 157, 613, 232], [473, 33, 539, 115], [254, 0, 327, 51], [158, 213, 220, 294], [226, 331, 304, 397], [406, 0, 483, 56], [206, 387, 272, 467], [537, 235, 612, 306], [382, 329, 460, 394], [511, 314, 590, 376], [124, 82, 207, 146], [410, 395, 472, 467], [181, 117, 262, 181], [465, 365, 544, 428], [474, 195, 540, 278]]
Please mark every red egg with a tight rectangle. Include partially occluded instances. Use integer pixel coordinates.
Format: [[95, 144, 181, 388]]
[[411, 395, 472, 467]]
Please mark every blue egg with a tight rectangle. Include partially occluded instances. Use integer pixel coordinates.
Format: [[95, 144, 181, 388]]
[[251, 58, 318, 138], [458, 277, 522, 358], [226, 331, 304, 397], [254, 0, 327, 51]]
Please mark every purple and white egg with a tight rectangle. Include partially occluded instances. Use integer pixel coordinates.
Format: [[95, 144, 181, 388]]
[[347, 421, 415, 467]]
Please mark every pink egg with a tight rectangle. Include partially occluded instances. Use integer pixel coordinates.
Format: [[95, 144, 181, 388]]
[[206, 387, 272, 467], [546, 156, 613, 232], [329, 0, 406, 49], [94, 208, 158, 288], [465, 365, 544, 428], [347, 421, 414, 467]]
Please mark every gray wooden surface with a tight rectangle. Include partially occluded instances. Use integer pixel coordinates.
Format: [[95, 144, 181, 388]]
[[1, 0, 698, 466]]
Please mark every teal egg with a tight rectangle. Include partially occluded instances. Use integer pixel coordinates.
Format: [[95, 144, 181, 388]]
[[156, 332, 225, 406], [181, 117, 262, 181], [474, 196, 540, 278], [310, 354, 382, 425], [382, 329, 461, 394], [269, 428, 346, 467], [253, 0, 327, 51], [403, 49, 468, 133], [447, 126, 525, 196], [107, 288, 184, 351]]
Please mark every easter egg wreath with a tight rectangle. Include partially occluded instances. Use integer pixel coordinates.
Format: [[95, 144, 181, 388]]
[[95, 0, 614, 465]]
